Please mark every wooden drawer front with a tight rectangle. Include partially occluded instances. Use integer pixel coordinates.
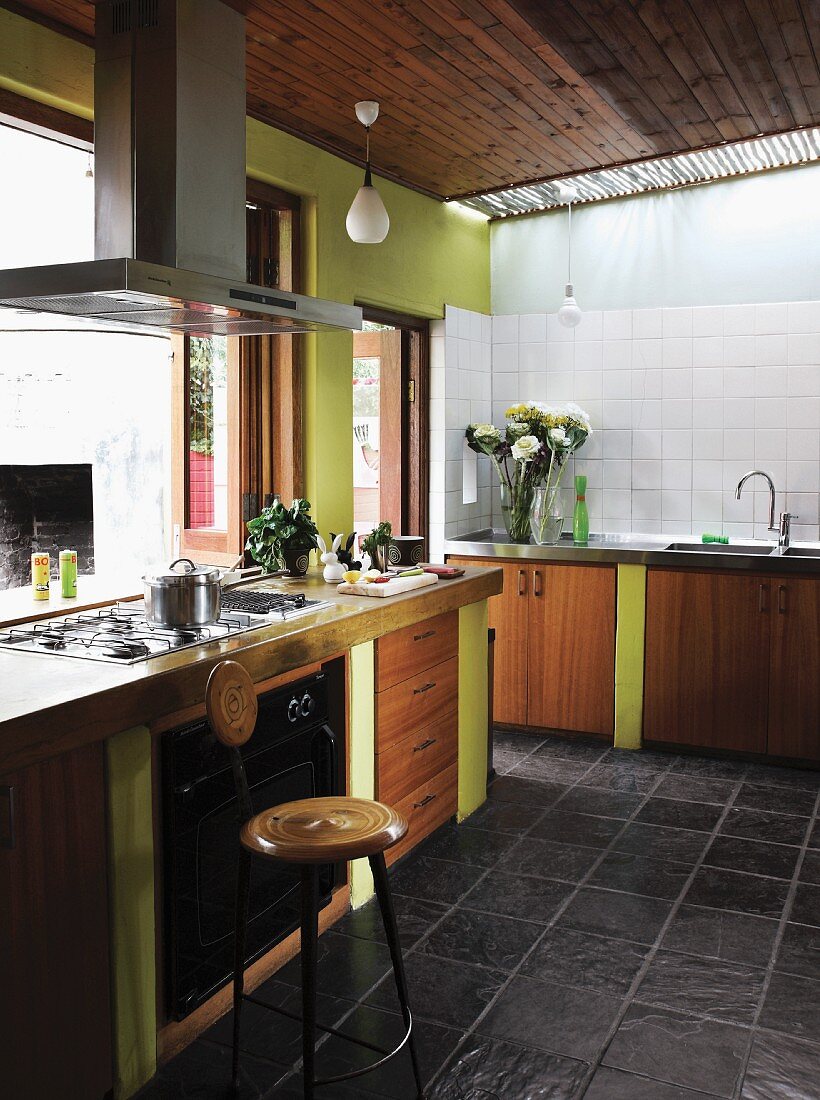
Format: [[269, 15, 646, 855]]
[[377, 710, 458, 805], [386, 763, 458, 866], [376, 610, 458, 691], [376, 655, 458, 752]]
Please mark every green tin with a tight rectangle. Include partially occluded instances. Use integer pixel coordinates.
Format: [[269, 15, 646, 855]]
[[59, 549, 78, 598]]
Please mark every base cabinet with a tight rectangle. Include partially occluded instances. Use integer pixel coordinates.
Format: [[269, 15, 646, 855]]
[[0, 743, 112, 1100], [449, 558, 616, 736], [645, 569, 820, 761]]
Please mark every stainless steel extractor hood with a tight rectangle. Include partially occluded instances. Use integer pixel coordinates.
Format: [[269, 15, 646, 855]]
[[0, 0, 362, 337]]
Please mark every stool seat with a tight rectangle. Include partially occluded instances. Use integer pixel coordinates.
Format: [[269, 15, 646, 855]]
[[240, 796, 408, 863]]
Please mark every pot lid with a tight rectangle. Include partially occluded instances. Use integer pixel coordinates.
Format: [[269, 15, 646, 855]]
[[143, 558, 220, 586]]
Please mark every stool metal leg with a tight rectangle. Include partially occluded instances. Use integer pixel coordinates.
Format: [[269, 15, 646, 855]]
[[300, 864, 320, 1100], [370, 853, 425, 1099], [232, 847, 252, 1089]]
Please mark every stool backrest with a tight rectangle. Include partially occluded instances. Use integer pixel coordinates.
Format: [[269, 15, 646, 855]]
[[206, 660, 258, 821]]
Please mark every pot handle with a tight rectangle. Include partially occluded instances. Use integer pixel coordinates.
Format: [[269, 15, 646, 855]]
[[168, 558, 197, 574]]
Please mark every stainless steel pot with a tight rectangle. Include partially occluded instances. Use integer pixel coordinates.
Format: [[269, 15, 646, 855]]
[[143, 558, 221, 629]]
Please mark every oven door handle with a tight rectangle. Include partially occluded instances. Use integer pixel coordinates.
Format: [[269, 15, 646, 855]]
[[314, 722, 340, 796]]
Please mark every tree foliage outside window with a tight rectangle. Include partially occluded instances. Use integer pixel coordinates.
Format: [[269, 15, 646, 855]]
[[189, 336, 227, 455], [353, 355, 380, 417]]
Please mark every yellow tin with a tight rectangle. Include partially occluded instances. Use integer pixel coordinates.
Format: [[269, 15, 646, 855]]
[[31, 552, 50, 600]]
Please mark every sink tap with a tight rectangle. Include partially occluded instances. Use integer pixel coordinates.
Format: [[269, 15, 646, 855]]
[[778, 512, 798, 550], [735, 470, 777, 532]]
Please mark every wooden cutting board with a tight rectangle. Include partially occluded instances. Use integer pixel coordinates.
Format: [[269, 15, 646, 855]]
[[336, 573, 439, 598]]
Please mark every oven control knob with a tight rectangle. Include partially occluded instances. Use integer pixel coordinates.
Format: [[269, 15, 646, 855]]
[[287, 698, 300, 723], [300, 693, 315, 717]]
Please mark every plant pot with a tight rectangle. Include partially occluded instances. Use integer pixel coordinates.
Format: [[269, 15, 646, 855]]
[[282, 547, 311, 577], [370, 544, 391, 573]]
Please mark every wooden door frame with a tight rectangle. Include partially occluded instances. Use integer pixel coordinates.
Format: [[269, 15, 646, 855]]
[[358, 306, 430, 545]]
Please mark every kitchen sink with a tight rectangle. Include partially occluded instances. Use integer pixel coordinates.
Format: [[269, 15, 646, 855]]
[[663, 542, 775, 555], [781, 547, 820, 557]]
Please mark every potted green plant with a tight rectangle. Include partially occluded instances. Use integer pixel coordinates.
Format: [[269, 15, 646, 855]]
[[245, 497, 319, 577], [360, 520, 393, 573]]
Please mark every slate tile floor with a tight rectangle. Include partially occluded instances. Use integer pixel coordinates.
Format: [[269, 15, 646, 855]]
[[138, 732, 820, 1099]]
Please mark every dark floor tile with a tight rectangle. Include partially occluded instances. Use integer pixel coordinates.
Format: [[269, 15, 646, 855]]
[[492, 748, 528, 775], [734, 782, 816, 817], [745, 762, 820, 792], [530, 808, 625, 848], [333, 895, 448, 950], [135, 1038, 289, 1099], [547, 785, 642, 821], [704, 836, 800, 880], [603, 1003, 750, 1098], [685, 867, 790, 918], [720, 807, 809, 846], [589, 851, 692, 901], [417, 823, 516, 869], [274, 930, 393, 1002], [580, 763, 660, 794], [809, 820, 820, 849], [637, 797, 723, 832], [585, 1066, 714, 1099], [653, 774, 738, 805], [521, 926, 648, 995], [759, 971, 820, 1043], [740, 1029, 820, 1099], [493, 729, 546, 755], [488, 774, 571, 809], [502, 836, 601, 883], [535, 734, 609, 763], [774, 922, 820, 981], [366, 952, 507, 1031], [312, 1003, 463, 1096], [661, 905, 779, 968], [636, 948, 766, 1025], [477, 974, 623, 1061], [558, 886, 672, 945], [430, 1035, 587, 1100], [598, 747, 675, 771], [461, 797, 543, 836], [613, 822, 710, 865], [508, 755, 594, 785], [388, 854, 484, 906], [800, 850, 820, 884], [460, 869, 573, 923], [791, 882, 820, 927], [670, 755, 749, 781], [417, 907, 543, 971]]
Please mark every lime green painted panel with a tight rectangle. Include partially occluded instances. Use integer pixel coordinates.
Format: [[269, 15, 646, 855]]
[[106, 726, 156, 1100], [614, 564, 647, 750], [457, 600, 489, 820], [348, 641, 376, 907], [0, 10, 93, 118]]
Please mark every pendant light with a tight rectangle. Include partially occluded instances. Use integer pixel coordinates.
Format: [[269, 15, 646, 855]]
[[556, 182, 582, 328], [346, 101, 390, 244]]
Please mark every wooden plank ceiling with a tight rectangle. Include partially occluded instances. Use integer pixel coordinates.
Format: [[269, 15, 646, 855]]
[[5, 0, 819, 199]]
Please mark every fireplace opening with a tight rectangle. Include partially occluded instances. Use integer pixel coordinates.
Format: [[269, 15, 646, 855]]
[[0, 464, 94, 591]]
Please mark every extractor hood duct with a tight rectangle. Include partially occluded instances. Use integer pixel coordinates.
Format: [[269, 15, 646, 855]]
[[0, 0, 362, 337]]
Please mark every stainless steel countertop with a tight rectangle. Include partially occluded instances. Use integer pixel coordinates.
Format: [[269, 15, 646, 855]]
[[445, 530, 820, 574]]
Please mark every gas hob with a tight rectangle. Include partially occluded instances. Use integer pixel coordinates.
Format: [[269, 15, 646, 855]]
[[0, 590, 331, 664]]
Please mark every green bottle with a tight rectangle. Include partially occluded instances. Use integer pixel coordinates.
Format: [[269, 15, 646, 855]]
[[573, 474, 589, 545]]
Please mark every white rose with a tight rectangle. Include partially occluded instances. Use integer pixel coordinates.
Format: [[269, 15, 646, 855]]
[[549, 427, 568, 447], [511, 435, 540, 462], [472, 423, 501, 445]]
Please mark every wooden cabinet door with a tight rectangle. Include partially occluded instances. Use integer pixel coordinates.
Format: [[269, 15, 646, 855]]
[[527, 564, 616, 735], [644, 570, 771, 752], [0, 744, 112, 1099], [768, 578, 820, 761], [448, 558, 529, 726]]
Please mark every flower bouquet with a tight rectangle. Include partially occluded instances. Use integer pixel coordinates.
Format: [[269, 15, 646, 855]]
[[466, 402, 592, 543]]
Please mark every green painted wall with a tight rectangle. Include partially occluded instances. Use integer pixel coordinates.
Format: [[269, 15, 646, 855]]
[[457, 599, 490, 820], [0, 9, 491, 537], [614, 564, 647, 750], [348, 640, 376, 906]]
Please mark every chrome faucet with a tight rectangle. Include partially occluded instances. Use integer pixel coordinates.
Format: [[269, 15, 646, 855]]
[[735, 470, 778, 532], [778, 512, 798, 550]]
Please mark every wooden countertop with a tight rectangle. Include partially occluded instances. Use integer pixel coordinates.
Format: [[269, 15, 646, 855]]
[[0, 568, 501, 773]]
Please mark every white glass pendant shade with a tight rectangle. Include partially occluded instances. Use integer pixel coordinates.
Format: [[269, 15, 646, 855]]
[[346, 167, 390, 243], [557, 283, 582, 328], [355, 100, 380, 127]]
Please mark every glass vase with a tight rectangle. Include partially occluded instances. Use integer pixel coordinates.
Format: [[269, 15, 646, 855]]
[[499, 481, 533, 544], [530, 487, 564, 545]]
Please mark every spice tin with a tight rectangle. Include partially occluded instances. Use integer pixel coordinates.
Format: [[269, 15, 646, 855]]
[[59, 550, 78, 598], [31, 552, 50, 600]]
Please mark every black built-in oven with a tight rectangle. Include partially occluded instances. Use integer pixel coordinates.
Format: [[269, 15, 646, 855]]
[[162, 672, 340, 1019]]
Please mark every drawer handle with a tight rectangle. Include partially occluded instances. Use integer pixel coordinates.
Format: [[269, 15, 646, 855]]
[[759, 584, 768, 613], [778, 585, 787, 614], [413, 629, 436, 642], [518, 569, 526, 596], [413, 737, 437, 753], [413, 793, 437, 809], [0, 785, 15, 850], [413, 681, 436, 695], [533, 570, 542, 597]]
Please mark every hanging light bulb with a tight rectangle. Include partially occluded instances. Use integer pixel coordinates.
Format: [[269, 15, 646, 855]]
[[346, 101, 390, 244], [556, 184, 582, 327], [85, 153, 94, 179]]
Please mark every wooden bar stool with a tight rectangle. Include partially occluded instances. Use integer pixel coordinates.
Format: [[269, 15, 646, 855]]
[[206, 660, 425, 1099]]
